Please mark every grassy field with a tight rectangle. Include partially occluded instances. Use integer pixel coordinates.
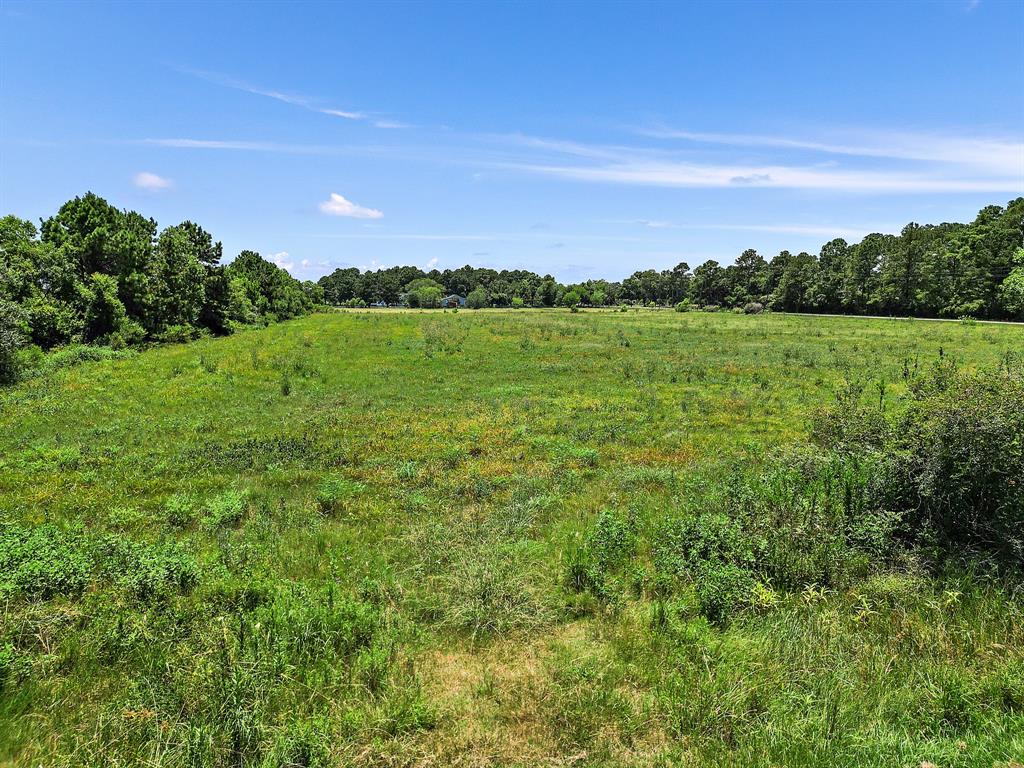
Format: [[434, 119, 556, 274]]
[[1, 309, 1022, 767]]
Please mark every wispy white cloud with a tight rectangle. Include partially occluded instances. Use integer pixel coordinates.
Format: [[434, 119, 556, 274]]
[[139, 138, 386, 156], [500, 140, 1022, 194], [174, 67, 416, 128], [635, 126, 1023, 174], [133, 171, 173, 190], [615, 219, 889, 239], [177, 67, 367, 120], [307, 231, 653, 243], [319, 192, 383, 219]]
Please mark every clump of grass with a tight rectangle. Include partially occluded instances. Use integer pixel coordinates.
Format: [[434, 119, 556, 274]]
[[406, 514, 553, 640], [315, 476, 365, 516], [203, 489, 248, 529]]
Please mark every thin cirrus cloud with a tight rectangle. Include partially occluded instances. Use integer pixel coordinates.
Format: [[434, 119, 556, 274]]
[[176, 67, 366, 120], [497, 130, 1023, 194], [619, 219, 887, 240], [141, 138, 344, 153], [636, 126, 1024, 174], [174, 67, 408, 128], [133, 171, 172, 190], [135, 122, 1021, 195], [318, 193, 383, 219]]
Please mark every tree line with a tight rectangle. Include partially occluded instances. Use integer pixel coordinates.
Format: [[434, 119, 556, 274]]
[[3, 194, 1023, 383], [320, 198, 1024, 319], [1, 193, 316, 382]]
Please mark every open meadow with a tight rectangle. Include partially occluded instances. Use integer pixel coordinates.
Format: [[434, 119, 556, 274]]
[[2, 309, 1023, 767]]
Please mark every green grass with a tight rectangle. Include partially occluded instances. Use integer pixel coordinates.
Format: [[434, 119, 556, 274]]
[[1, 309, 1022, 766]]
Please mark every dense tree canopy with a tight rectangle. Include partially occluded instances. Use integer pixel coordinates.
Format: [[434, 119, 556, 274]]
[[0, 193, 312, 376], [317, 199, 1023, 318]]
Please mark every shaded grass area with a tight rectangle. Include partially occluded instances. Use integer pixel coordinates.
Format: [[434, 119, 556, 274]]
[[1, 309, 1022, 766]]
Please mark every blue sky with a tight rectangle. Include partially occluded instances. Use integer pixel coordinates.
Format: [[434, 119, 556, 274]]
[[2, 0, 1022, 282]]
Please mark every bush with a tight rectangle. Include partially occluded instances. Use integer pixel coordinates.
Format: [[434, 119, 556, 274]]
[[816, 360, 1024, 566], [32, 344, 135, 376], [155, 324, 202, 344], [94, 536, 198, 601], [565, 509, 637, 606], [882, 363, 1024, 563], [674, 300, 692, 313], [0, 299, 27, 385], [203, 489, 248, 528], [466, 287, 489, 309], [0, 523, 92, 599], [743, 302, 764, 314], [652, 449, 884, 621]]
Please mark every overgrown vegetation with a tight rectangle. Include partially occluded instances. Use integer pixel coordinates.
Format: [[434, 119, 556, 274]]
[[1, 310, 1022, 766], [0, 194, 316, 384]]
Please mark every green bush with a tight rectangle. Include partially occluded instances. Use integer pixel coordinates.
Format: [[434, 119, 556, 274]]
[[163, 493, 197, 527], [880, 362, 1024, 564], [33, 344, 136, 376], [203, 489, 248, 529], [94, 536, 198, 601], [0, 299, 27, 385], [155, 324, 202, 344], [565, 509, 637, 606], [816, 360, 1024, 566], [653, 450, 883, 621], [0, 523, 91, 599]]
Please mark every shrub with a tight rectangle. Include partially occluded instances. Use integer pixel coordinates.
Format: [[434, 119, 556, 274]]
[[674, 300, 692, 313], [815, 360, 1024, 566], [0, 299, 27, 385], [35, 344, 135, 375], [466, 287, 489, 309], [815, 358, 1024, 569], [565, 509, 637, 606], [743, 302, 764, 314], [652, 449, 885, 621], [164, 493, 196, 527], [155, 324, 201, 344], [94, 536, 198, 601], [880, 363, 1024, 564], [203, 489, 248, 529], [0, 523, 91, 599]]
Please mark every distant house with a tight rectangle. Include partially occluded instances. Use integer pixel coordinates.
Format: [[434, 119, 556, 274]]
[[441, 294, 467, 308]]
